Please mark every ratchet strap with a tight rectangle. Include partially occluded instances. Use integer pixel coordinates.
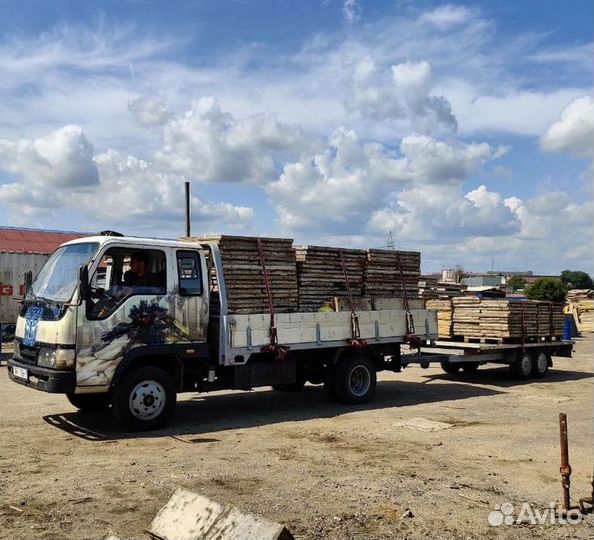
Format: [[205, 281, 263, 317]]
[[256, 238, 288, 360], [339, 250, 367, 348]]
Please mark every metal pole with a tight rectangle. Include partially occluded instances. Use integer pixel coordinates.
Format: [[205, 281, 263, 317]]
[[185, 181, 191, 238], [559, 413, 572, 511]]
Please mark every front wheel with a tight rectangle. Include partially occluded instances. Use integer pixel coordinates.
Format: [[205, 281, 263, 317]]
[[334, 354, 377, 404], [67, 392, 110, 412], [111, 367, 176, 431], [441, 361, 460, 374]]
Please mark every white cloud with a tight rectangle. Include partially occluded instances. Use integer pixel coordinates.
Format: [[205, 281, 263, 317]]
[[0, 126, 253, 232], [0, 125, 99, 187], [154, 96, 314, 184], [347, 58, 457, 134], [267, 129, 505, 233], [419, 5, 473, 30], [128, 95, 172, 128], [343, 0, 361, 23], [540, 95, 594, 158]]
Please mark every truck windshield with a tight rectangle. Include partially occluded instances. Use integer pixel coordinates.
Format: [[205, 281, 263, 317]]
[[30, 242, 99, 303]]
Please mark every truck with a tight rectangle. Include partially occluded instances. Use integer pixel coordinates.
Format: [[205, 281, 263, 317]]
[[6, 233, 574, 431], [6, 233, 438, 430]]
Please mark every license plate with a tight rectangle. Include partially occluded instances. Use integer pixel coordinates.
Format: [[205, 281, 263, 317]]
[[12, 366, 28, 380]]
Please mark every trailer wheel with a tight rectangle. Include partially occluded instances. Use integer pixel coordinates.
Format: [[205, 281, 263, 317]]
[[462, 362, 479, 373], [510, 351, 533, 380], [334, 354, 376, 404], [67, 393, 110, 412], [440, 361, 461, 374], [111, 366, 176, 431], [531, 351, 550, 378]]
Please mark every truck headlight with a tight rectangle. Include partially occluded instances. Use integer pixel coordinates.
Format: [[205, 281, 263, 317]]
[[38, 347, 76, 369]]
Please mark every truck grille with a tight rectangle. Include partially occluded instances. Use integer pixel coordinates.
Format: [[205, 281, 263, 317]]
[[19, 344, 38, 365]]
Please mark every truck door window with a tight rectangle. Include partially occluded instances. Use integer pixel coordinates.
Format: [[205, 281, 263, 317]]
[[177, 251, 203, 296], [87, 248, 167, 320]]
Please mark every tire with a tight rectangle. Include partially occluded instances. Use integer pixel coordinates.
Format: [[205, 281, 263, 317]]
[[462, 362, 479, 373], [67, 392, 110, 412], [334, 354, 377, 405], [510, 351, 533, 380], [531, 351, 550, 378], [272, 379, 306, 392], [441, 361, 461, 374], [111, 367, 176, 431]]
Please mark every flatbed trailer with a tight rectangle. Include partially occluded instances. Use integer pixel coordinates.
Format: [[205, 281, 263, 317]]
[[403, 339, 574, 379]]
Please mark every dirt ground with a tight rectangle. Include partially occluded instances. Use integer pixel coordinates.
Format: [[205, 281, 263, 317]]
[[1, 337, 592, 540]]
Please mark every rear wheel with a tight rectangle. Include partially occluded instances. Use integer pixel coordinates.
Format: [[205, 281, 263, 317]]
[[441, 361, 461, 374], [531, 351, 550, 378], [334, 354, 377, 404], [510, 351, 533, 380], [67, 393, 110, 412], [111, 367, 176, 431]]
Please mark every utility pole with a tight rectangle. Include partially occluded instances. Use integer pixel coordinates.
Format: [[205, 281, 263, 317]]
[[184, 181, 191, 237]]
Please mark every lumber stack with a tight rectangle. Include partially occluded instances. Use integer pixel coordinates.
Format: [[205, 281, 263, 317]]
[[426, 299, 453, 338], [437, 297, 564, 340], [418, 276, 439, 300], [294, 246, 367, 311], [567, 289, 594, 333], [186, 235, 298, 314], [363, 249, 421, 299], [435, 281, 468, 298]]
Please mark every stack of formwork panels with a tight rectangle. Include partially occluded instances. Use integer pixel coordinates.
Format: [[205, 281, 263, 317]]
[[435, 282, 468, 298], [363, 249, 421, 299], [567, 289, 594, 333], [451, 297, 556, 340], [294, 246, 366, 312], [418, 276, 439, 300], [426, 299, 453, 338], [187, 235, 298, 314]]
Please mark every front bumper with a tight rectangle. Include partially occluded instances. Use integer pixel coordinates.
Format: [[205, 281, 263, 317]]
[[7, 358, 75, 394]]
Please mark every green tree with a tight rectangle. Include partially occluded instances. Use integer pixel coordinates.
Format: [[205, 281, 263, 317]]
[[560, 270, 594, 290], [507, 275, 527, 291], [453, 265, 465, 284], [525, 278, 567, 303]]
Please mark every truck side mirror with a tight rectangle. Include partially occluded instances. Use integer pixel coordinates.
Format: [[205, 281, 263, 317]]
[[79, 265, 90, 301], [23, 271, 33, 297]]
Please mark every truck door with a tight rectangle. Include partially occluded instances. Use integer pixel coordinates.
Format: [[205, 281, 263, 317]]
[[75, 245, 178, 388]]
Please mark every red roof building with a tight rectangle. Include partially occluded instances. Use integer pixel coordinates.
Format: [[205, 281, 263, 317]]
[[0, 227, 88, 255]]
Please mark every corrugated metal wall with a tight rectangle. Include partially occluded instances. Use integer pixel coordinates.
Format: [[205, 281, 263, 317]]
[[0, 252, 49, 323]]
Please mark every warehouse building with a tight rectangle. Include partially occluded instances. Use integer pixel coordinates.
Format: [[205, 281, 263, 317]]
[[0, 227, 86, 324]]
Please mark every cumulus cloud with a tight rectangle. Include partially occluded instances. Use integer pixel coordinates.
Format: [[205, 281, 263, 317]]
[[267, 128, 505, 232], [347, 58, 457, 134], [540, 95, 594, 158], [0, 125, 99, 187], [128, 95, 172, 127], [0, 125, 253, 231], [155, 97, 313, 184]]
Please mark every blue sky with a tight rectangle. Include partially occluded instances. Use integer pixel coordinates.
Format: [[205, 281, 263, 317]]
[[0, 1, 592, 274]]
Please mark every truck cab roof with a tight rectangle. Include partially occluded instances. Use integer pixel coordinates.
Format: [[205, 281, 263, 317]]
[[61, 235, 204, 251]]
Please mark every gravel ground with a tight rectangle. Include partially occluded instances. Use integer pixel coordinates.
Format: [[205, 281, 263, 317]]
[[0, 337, 592, 539]]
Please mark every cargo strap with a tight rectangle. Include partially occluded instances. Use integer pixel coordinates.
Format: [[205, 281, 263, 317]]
[[521, 301, 526, 351], [256, 238, 289, 360], [396, 251, 416, 340], [338, 250, 366, 348]]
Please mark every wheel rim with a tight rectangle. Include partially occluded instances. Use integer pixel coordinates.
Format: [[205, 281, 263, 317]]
[[520, 353, 532, 375], [349, 365, 371, 397], [536, 352, 548, 373], [129, 380, 166, 420]]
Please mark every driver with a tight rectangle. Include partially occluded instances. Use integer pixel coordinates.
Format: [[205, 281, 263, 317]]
[[124, 252, 159, 287]]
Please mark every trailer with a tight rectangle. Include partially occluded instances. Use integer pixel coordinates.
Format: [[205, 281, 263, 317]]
[[7, 234, 438, 431], [404, 338, 573, 379]]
